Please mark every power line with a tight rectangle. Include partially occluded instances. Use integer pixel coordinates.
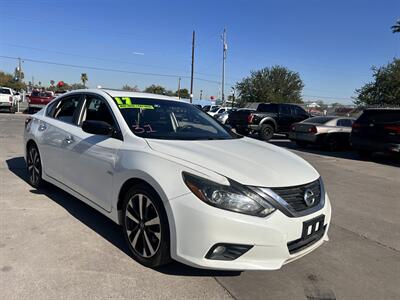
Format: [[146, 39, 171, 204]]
[[0, 42, 238, 81], [0, 55, 225, 85]]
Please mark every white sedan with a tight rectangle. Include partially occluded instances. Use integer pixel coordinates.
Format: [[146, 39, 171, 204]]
[[24, 89, 331, 270]]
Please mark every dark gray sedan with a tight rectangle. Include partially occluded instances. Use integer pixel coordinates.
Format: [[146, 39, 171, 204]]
[[289, 116, 355, 151]]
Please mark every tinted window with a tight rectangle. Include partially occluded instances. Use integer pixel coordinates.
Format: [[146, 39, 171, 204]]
[[46, 100, 58, 117], [82, 96, 116, 127], [53, 96, 81, 124], [0, 88, 11, 94], [293, 105, 307, 116], [303, 117, 336, 124], [114, 97, 239, 140], [279, 105, 291, 115], [257, 103, 278, 113], [337, 119, 353, 127], [357, 110, 400, 124]]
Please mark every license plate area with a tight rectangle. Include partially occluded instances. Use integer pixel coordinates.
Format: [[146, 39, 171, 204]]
[[302, 215, 325, 239]]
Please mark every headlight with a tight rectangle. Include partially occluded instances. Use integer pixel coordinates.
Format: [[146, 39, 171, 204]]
[[182, 172, 276, 217]]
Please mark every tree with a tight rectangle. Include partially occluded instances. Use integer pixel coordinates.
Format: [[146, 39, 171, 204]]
[[122, 84, 139, 92], [175, 88, 189, 99], [235, 66, 304, 104], [392, 20, 400, 33], [354, 58, 400, 106], [0, 70, 26, 90], [144, 84, 174, 96], [80, 73, 88, 87]]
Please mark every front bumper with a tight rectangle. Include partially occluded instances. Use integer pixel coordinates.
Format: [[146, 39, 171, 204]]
[[167, 192, 331, 270]]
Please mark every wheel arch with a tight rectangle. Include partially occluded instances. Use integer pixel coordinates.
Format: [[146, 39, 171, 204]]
[[259, 117, 277, 130], [116, 177, 169, 225]]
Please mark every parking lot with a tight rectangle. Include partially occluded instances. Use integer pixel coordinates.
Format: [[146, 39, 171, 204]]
[[1, 113, 399, 299]]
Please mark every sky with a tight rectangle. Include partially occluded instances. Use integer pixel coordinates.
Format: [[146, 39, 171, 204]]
[[0, 0, 399, 104]]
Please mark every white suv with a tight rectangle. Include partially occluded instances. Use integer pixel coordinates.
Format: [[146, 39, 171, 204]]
[[0, 87, 16, 113], [24, 89, 331, 270]]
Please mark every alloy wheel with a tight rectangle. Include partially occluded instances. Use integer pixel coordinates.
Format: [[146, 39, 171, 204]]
[[124, 194, 161, 258], [27, 146, 41, 186]]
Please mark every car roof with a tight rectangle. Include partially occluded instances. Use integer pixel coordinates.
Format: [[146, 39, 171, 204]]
[[67, 88, 184, 102]]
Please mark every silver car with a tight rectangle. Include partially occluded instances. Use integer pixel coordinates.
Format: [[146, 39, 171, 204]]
[[289, 116, 355, 151]]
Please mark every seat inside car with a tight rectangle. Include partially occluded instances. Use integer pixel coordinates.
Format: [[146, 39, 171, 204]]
[[140, 109, 173, 133]]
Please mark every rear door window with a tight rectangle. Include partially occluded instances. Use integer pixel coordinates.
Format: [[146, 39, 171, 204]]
[[337, 119, 353, 127], [279, 104, 291, 115], [257, 103, 278, 113]]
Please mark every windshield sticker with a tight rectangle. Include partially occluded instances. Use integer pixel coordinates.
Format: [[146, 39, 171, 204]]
[[114, 97, 154, 109]]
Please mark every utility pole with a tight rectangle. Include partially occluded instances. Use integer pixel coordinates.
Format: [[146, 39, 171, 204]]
[[200, 89, 203, 100], [177, 77, 181, 99], [221, 28, 227, 104], [17, 57, 22, 82], [190, 30, 195, 103]]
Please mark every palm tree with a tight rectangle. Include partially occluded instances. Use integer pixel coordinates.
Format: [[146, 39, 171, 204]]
[[80, 73, 88, 87], [392, 20, 400, 33]]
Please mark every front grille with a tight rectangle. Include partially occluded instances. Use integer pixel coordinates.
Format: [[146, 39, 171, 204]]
[[271, 179, 321, 212]]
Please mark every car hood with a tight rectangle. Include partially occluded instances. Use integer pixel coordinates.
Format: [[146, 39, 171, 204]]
[[146, 137, 319, 187]]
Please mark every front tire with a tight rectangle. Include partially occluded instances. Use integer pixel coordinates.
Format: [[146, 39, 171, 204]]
[[122, 184, 171, 268], [26, 143, 44, 188], [259, 124, 274, 141]]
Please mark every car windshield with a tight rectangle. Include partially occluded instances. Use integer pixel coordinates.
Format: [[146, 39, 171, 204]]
[[303, 116, 336, 124], [114, 97, 240, 140], [0, 88, 11, 94], [210, 107, 220, 112]]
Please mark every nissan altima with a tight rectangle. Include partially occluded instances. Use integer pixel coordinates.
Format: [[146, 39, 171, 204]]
[[24, 89, 331, 270]]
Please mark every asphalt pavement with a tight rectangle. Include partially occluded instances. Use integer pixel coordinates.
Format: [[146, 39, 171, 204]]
[[1, 113, 399, 300]]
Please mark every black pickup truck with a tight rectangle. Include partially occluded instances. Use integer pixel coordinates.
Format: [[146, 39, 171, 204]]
[[227, 103, 310, 141]]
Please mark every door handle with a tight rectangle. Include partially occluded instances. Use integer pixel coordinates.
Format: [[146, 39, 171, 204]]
[[65, 136, 75, 144]]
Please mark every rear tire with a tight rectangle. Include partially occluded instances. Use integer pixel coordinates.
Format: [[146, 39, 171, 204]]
[[358, 150, 372, 160], [26, 143, 44, 188], [121, 184, 171, 268], [259, 124, 274, 141], [325, 136, 339, 151]]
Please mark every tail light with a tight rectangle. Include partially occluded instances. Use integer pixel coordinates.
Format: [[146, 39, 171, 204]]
[[291, 125, 296, 131], [352, 123, 361, 129], [25, 117, 32, 129], [9, 96, 13, 102], [247, 114, 254, 123], [308, 126, 317, 133], [384, 125, 400, 134]]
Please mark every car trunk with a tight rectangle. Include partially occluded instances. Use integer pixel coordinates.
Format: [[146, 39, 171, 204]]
[[227, 110, 253, 126], [292, 123, 318, 133]]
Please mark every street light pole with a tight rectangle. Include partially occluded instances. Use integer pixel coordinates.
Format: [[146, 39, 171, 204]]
[[190, 30, 195, 103], [177, 77, 181, 99], [221, 28, 227, 104]]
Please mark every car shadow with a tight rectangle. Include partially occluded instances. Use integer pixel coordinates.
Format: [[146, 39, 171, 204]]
[[5, 156, 240, 277]]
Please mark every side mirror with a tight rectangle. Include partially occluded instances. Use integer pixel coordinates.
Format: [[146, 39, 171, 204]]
[[82, 120, 113, 136]]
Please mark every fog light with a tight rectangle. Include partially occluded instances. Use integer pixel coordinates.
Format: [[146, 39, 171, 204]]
[[205, 243, 253, 260]]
